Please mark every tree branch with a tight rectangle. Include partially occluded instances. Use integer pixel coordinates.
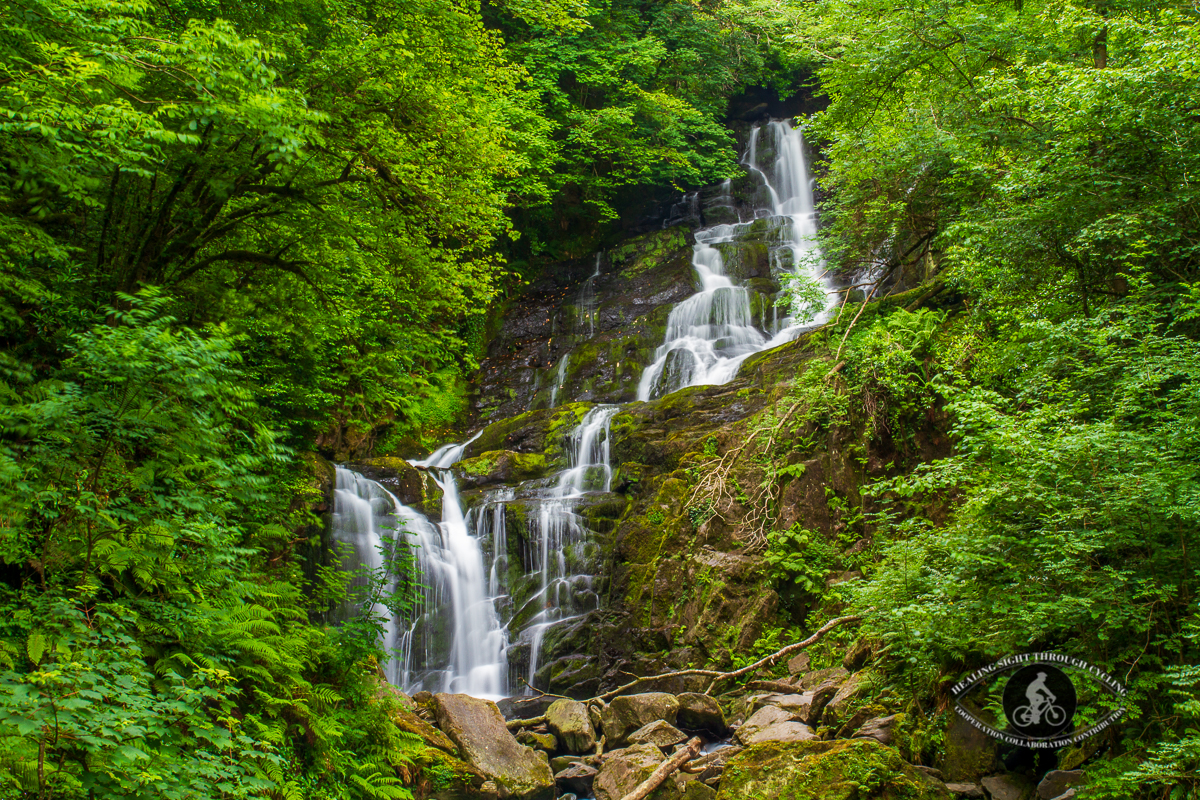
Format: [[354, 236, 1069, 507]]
[[619, 737, 702, 800]]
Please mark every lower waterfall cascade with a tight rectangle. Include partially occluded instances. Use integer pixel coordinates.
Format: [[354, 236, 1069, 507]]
[[332, 117, 835, 697]]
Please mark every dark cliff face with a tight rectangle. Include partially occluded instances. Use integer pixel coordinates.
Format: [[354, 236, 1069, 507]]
[[468, 226, 700, 427]]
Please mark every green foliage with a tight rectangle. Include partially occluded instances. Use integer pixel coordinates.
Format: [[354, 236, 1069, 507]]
[[778, 272, 828, 326], [852, 288, 1200, 790], [843, 308, 946, 434], [764, 525, 837, 594], [776, 0, 1199, 313], [496, 0, 781, 258]]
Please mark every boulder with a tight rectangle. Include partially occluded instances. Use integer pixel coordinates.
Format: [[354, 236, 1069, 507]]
[[498, 695, 558, 721], [735, 706, 813, 746], [517, 730, 557, 752], [945, 785, 985, 798], [787, 652, 811, 675], [981, 772, 1035, 800], [601, 693, 680, 746], [555, 763, 598, 796], [748, 692, 827, 726], [546, 698, 596, 755], [592, 743, 665, 800], [628, 719, 688, 750], [1036, 771, 1084, 799], [716, 739, 952, 800], [676, 693, 726, 735], [432, 693, 555, 800], [739, 720, 818, 745], [854, 714, 903, 747], [822, 671, 870, 726], [941, 704, 1000, 782], [799, 666, 849, 690]]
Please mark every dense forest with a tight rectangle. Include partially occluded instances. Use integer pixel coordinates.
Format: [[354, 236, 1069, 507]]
[[0, 0, 1196, 797]]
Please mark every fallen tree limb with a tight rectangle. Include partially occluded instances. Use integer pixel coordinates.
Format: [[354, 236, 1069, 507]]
[[592, 614, 863, 702], [904, 282, 947, 313], [618, 737, 703, 800], [506, 714, 546, 731]]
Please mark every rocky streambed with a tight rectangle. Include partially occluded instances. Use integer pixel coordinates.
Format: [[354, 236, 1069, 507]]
[[381, 652, 1086, 800]]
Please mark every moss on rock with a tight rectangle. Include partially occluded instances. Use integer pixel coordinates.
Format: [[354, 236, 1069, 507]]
[[716, 739, 951, 800], [457, 450, 549, 486]]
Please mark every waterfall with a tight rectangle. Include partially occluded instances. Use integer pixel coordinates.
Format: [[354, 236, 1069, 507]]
[[523, 405, 617, 686], [331, 120, 830, 700], [335, 406, 618, 697], [548, 354, 569, 408], [578, 254, 602, 338], [331, 468, 405, 683], [638, 119, 832, 401]]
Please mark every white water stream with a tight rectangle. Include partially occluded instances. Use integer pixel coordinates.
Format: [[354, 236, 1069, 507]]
[[638, 120, 832, 401]]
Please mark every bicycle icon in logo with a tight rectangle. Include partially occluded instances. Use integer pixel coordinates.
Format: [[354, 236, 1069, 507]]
[[1010, 670, 1068, 728]]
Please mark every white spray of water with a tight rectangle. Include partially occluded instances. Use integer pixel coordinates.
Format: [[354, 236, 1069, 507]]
[[638, 120, 832, 401]]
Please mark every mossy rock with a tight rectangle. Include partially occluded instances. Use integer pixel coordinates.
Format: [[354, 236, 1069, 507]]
[[344, 456, 426, 506], [412, 746, 484, 800], [716, 739, 951, 800], [457, 450, 549, 487]]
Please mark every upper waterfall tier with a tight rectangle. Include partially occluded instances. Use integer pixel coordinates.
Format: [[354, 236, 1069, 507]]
[[637, 120, 832, 401]]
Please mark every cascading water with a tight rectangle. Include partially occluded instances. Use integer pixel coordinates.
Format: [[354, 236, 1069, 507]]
[[638, 119, 832, 401], [334, 406, 618, 697], [331, 118, 832, 700], [521, 405, 617, 684], [331, 468, 404, 683]]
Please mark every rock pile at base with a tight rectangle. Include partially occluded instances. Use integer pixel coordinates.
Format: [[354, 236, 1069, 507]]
[[397, 656, 1092, 800]]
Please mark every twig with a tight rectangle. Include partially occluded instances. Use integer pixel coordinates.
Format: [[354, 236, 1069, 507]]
[[824, 360, 846, 380], [834, 282, 880, 362], [618, 737, 703, 800], [521, 677, 568, 699]]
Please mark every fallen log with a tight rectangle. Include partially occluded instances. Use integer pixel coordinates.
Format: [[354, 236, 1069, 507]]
[[618, 737, 703, 800], [593, 614, 863, 701]]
